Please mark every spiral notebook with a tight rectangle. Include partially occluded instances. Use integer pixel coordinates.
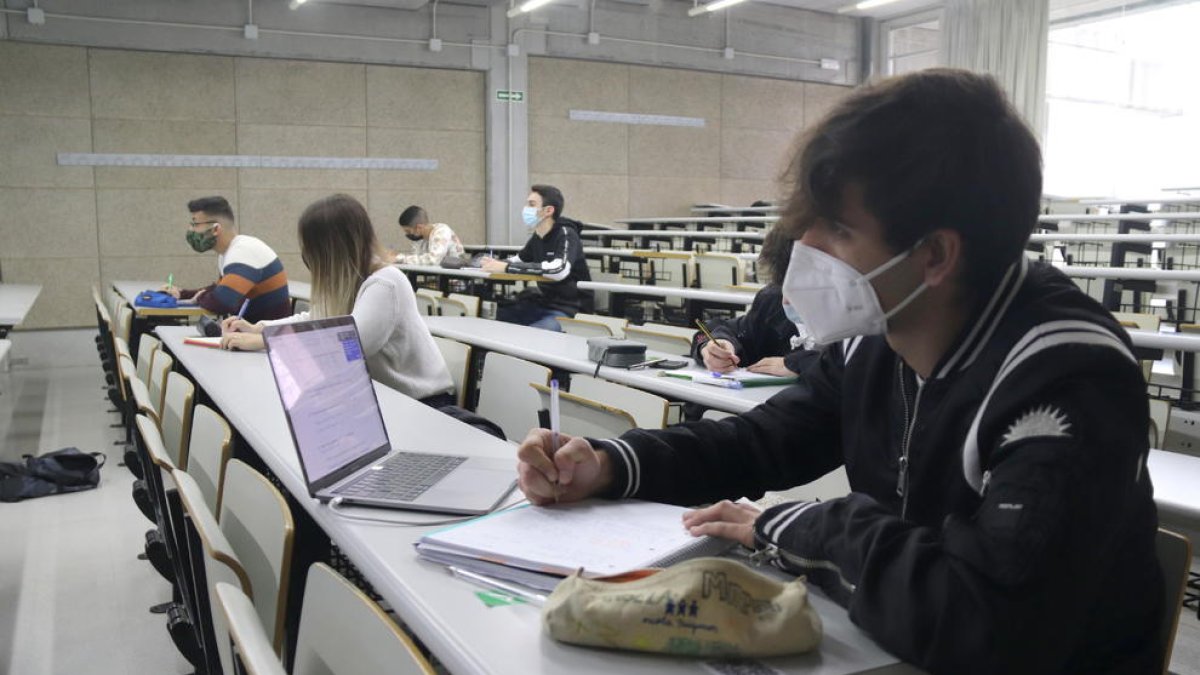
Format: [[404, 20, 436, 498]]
[[415, 499, 734, 590]]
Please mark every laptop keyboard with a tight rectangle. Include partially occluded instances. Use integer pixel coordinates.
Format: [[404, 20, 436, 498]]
[[336, 453, 467, 503]]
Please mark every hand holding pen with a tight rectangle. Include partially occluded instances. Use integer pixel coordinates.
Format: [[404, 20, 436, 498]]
[[162, 272, 181, 299], [220, 299, 255, 334], [696, 319, 739, 372]]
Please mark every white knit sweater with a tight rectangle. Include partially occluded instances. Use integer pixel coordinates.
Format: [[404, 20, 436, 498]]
[[264, 266, 454, 401]]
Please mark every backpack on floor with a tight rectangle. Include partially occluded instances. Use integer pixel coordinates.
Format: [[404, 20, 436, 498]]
[[0, 448, 106, 502]]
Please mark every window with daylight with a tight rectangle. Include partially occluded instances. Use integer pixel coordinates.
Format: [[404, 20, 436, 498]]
[[1044, 1, 1200, 197]]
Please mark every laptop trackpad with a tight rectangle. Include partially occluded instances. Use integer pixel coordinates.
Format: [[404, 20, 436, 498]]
[[416, 465, 515, 510]]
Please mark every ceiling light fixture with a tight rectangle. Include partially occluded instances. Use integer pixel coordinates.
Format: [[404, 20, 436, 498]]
[[838, 0, 902, 13], [687, 0, 748, 17], [506, 0, 556, 18], [288, 0, 308, 9]]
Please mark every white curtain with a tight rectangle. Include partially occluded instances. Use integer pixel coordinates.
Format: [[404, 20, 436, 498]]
[[943, 0, 1049, 140]]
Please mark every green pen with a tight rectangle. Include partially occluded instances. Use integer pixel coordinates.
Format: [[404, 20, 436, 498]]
[[167, 273, 174, 288]]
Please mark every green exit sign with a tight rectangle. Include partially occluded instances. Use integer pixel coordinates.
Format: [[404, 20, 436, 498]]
[[496, 90, 525, 103]]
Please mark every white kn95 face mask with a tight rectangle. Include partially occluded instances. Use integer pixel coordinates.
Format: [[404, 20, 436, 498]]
[[780, 239, 927, 345]]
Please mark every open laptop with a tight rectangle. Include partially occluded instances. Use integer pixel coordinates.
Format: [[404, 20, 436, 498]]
[[262, 316, 516, 515]]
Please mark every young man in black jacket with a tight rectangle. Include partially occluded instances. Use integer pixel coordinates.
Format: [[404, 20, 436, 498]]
[[481, 185, 591, 331], [515, 69, 1162, 674], [693, 228, 818, 377]]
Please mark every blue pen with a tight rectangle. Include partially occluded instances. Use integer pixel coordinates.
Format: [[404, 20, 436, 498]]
[[549, 379, 561, 504], [236, 298, 249, 321]]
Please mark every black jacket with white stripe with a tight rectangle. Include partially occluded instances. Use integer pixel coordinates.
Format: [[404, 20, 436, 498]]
[[505, 219, 591, 315], [593, 259, 1162, 674]]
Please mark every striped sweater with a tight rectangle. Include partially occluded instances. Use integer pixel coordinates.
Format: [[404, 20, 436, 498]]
[[195, 234, 291, 322]]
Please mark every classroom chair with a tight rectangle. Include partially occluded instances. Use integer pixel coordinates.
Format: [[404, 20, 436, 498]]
[[187, 404, 233, 517], [110, 336, 132, 415], [119, 353, 157, 482], [114, 302, 134, 346], [476, 352, 551, 442], [573, 313, 628, 338], [555, 316, 615, 339], [92, 286, 114, 375], [218, 459, 295, 656], [1156, 528, 1192, 674], [694, 253, 746, 290], [135, 415, 182, 580], [172, 459, 295, 675], [624, 325, 694, 358], [414, 288, 441, 316], [531, 382, 637, 438], [639, 322, 697, 339], [136, 333, 161, 388], [148, 350, 174, 419], [1115, 313, 1160, 383], [447, 292, 481, 317], [139, 414, 209, 675], [437, 296, 473, 317], [432, 336, 472, 409], [170, 468, 256, 675], [568, 374, 673, 429], [215, 563, 435, 675], [1149, 398, 1172, 449], [161, 372, 196, 472]]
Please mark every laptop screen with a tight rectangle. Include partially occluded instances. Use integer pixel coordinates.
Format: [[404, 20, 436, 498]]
[[265, 318, 389, 484]]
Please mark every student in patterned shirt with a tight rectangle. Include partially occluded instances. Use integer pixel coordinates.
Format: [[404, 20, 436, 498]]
[[164, 196, 291, 322], [393, 205, 466, 266]]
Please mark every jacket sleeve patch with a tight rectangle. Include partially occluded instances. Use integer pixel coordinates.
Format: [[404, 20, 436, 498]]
[[999, 404, 1072, 448]]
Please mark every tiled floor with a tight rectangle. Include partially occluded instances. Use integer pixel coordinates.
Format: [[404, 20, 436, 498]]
[[1, 338, 191, 675], [0, 329, 1198, 674]]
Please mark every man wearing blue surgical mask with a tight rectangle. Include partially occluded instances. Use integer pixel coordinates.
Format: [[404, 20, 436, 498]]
[[481, 185, 591, 331], [513, 70, 1161, 673]]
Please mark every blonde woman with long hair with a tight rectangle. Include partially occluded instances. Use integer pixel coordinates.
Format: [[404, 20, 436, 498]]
[[221, 194, 455, 406]]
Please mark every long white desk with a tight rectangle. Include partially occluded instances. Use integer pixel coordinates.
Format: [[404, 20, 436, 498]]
[[691, 205, 780, 214], [112, 280, 212, 319], [1146, 449, 1200, 544], [0, 283, 42, 336], [584, 230, 767, 242], [1038, 212, 1200, 223], [579, 281, 757, 306], [1052, 265, 1200, 283], [155, 325, 911, 675], [1128, 329, 1200, 352], [1078, 198, 1200, 208], [1030, 233, 1200, 243], [423, 317, 785, 414], [617, 215, 778, 226]]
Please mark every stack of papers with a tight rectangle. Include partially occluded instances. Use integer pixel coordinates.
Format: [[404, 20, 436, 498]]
[[416, 499, 734, 592]]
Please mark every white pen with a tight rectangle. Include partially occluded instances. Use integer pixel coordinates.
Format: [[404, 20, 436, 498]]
[[447, 565, 548, 605], [549, 379, 561, 504]]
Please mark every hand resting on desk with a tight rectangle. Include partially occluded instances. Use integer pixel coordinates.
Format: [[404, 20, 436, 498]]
[[219, 317, 266, 351], [516, 428, 762, 548], [479, 257, 508, 273]]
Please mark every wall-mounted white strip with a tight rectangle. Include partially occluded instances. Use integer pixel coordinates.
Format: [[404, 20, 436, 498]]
[[568, 110, 706, 128], [56, 153, 438, 171]]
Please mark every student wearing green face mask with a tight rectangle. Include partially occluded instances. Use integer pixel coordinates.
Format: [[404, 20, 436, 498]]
[[162, 196, 291, 322]]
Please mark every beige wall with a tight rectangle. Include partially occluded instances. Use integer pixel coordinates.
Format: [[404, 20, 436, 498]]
[[0, 42, 485, 328], [528, 57, 851, 225]]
